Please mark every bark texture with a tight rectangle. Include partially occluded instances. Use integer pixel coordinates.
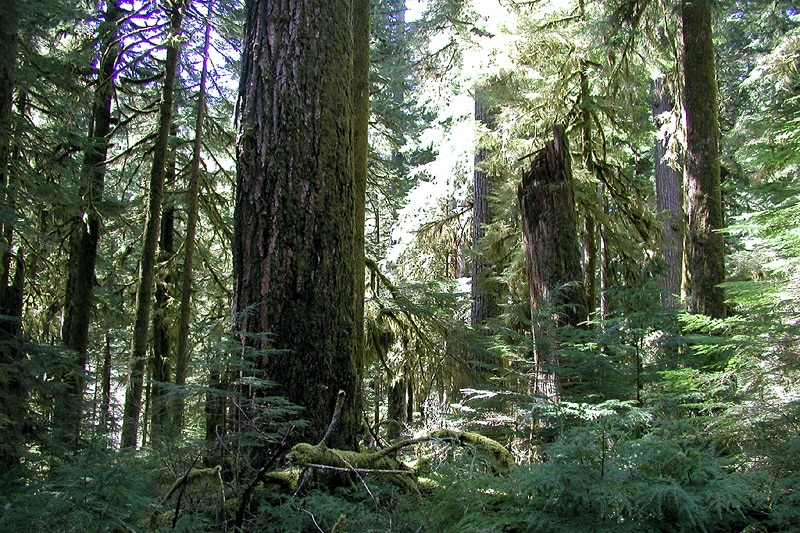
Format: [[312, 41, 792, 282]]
[[0, 0, 19, 295], [579, 70, 597, 315], [682, 0, 726, 318], [233, 0, 360, 449], [652, 78, 684, 309], [470, 88, 499, 328], [518, 125, 587, 400], [151, 145, 177, 435]]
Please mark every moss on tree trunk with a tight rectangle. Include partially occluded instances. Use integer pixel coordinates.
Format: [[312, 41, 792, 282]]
[[233, 0, 363, 450], [683, 0, 726, 319]]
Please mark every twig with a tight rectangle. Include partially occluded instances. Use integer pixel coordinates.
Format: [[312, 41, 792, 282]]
[[362, 411, 388, 450], [293, 467, 312, 498], [215, 465, 227, 532], [302, 509, 325, 533], [330, 448, 379, 508], [234, 427, 295, 531], [305, 463, 415, 475], [170, 455, 206, 529], [320, 390, 346, 446], [147, 453, 213, 532], [230, 396, 281, 443], [292, 391, 347, 498]]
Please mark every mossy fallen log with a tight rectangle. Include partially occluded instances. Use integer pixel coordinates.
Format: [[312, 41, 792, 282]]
[[149, 464, 223, 531], [291, 442, 419, 495], [289, 428, 513, 496], [424, 428, 514, 470]]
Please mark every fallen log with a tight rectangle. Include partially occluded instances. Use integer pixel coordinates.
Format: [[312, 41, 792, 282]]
[[289, 427, 514, 496]]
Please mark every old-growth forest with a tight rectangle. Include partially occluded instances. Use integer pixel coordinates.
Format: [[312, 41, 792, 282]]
[[0, 0, 799, 531]]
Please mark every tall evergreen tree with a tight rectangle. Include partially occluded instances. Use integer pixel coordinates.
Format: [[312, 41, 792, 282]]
[[232, 0, 364, 450], [121, 0, 187, 448], [0, 0, 25, 473], [174, 0, 215, 431], [59, 0, 122, 444], [653, 78, 684, 309], [352, 0, 370, 438], [518, 125, 587, 400], [682, 0, 726, 318], [149, 123, 178, 437], [470, 86, 499, 330]]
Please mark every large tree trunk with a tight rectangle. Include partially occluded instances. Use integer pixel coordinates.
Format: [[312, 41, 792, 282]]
[[518, 125, 587, 401], [120, 1, 185, 449], [652, 78, 684, 309], [59, 0, 122, 445], [0, 0, 19, 293], [682, 0, 725, 319], [233, 0, 362, 450], [0, 254, 24, 472]]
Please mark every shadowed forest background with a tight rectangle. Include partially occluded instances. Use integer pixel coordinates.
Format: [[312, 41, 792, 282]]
[[1, 0, 799, 531]]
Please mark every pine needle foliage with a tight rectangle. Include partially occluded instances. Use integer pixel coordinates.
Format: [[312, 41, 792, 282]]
[[0, 444, 154, 532]]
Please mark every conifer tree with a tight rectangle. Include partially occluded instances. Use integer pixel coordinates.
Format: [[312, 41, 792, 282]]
[[470, 86, 499, 330], [683, 0, 726, 318], [232, 0, 365, 450], [518, 126, 587, 400], [59, 0, 122, 445], [121, 0, 187, 448], [0, 0, 25, 473], [353, 0, 370, 437], [173, 0, 214, 431], [653, 78, 684, 308]]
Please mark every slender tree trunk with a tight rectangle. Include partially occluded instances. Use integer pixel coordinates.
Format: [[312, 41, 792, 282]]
[[470, 87, 499, 329], [0, 6, 24, 470], [151, 147, 176, 436], [653, 79, 684, 309], [582, 215, 597, 316], [0, 1, 19, 317], [518, 125, 587, 401], [175, 5, 213, 431], [682, 0, 725, 319], [352, 0, 370, 437], [598, 185, 609, 323], [99, 335, 113, 436], [121, 1, 186, 448], [469, 86, 501, 378], [204, 366, 227, 463], [579, 70, 597, 318], [59, 0, 122, 445], [233, 0, 361, 450]]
